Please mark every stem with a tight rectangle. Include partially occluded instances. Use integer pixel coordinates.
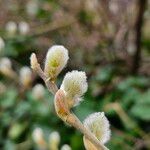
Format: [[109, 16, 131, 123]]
[[83, 136, 98, 150], [132, 0, 147, 74], [30, 19, 76, 38], [66, 113, 108, 150], [31, 54, 58, 94]]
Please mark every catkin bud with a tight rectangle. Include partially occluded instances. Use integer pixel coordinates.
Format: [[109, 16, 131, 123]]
[[60, 70, 88, 108], [0, 37, 5, 52], [44, 45, 69, 80], [32, 128, 46, 149], [83, 112, 111, 144], [0, 57, 11, 69], [49, 131, 60, 150], [61, 144, 72, 150], [19, 66, 32, 88], [32, 84, 45, 100], [0, 57, 12, 76], [5, 21, 17, 36], [18, 21, 30, 35]]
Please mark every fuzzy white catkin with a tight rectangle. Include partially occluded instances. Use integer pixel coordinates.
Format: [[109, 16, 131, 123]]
[[19, 66, 32, 87], [0, 58, 17, 78], [60, 70, 88, 107], [32, 128, 44, 143], [26, 0, 39, 16], [0, 37, 5, 52], [109, 1, 119, 14], [5, 21, 17, 35], [18, 21, 30, 35], [83, 112, 111, 144], [49, 131, 60, 145], [32, 84, 45, 100], [61, 144, 72, 150], [0, 57, 12, 71], [44, 45, 69, 79]]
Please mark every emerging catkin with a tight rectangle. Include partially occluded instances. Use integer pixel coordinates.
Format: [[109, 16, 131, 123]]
[[49, 131, 60, 150], [32, 128, 46, 149], [60, 70, 88, 108], [0, 57, 12, 76], [32, 84, 45, 100], [61, 144, 72, 150], [19, 66, 32, 88], [83, 112, 111, 144], [5, 21, 17, 36], [18, 21, 30, 35], [44, 45, 69, 80]]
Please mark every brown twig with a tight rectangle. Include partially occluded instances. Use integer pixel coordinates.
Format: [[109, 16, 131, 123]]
[[30, 53, 58, 95]]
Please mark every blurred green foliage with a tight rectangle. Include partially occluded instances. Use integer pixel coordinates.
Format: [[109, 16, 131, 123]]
[[0, 0, 150, 150]]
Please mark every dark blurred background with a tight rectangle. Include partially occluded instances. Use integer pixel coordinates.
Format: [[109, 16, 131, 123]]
[[0, 0, 150, 150]]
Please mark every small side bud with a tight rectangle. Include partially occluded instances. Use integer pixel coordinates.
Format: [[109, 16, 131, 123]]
[[60, 70, 88, 108], [44, 45, 69, 80], [19, 66, 32, 88], [54, 89, 70, 121], [32, 128, 46, 149], [32, 84, 45, 100], [30, 53, 38, 70], [49, 131, 60, 150], [61, 144, 72, 150], [83, 112, 111, 144]]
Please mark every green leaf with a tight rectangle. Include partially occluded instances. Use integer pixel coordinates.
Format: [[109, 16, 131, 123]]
[[14, 101, 31, 119], [117, 76, 149, 91], [0, 89, 18, 108], [137, 90, 150, 104], [1, 112, 12, 126], [121, 88, 141, 107], [8, 122, 27, 140], [130, 103, 150, 121], [96, 65, 114, 83], [4, 140, 16, 150], [70, 133, 83, 150]]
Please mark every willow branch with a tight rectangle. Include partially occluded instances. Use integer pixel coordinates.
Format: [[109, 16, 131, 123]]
[[30, 18, 76, 38], [30, 53, 108, 150]]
